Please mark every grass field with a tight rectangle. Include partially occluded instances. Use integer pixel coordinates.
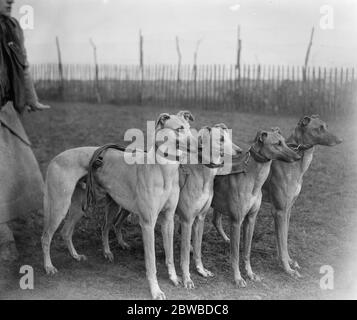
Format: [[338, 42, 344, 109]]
[[1, 101, 357, 300]]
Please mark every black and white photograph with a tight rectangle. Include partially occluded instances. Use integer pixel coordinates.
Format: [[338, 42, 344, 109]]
[[0, 0, 356, 304]]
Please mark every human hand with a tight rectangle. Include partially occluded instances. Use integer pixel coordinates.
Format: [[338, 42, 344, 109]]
[[26, 102, 51, 112]]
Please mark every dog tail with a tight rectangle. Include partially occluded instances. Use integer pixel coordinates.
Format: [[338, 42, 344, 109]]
[[84, 144, 127, 213]]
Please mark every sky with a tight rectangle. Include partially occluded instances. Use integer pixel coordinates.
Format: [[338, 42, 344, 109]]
[[11, 0, 357, 67]]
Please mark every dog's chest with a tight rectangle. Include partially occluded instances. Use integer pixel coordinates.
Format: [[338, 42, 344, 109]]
[[181, 176, 214, 213], [193, 188, 213, 212], [294, 181, 302, 198]]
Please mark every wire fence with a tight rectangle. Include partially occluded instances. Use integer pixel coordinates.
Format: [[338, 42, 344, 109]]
[[31, 63, 357, 117]]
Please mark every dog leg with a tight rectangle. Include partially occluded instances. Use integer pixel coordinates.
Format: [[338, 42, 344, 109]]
[[161, 210, 181, 287], [102, 200, 120, 262], [180, 218, 195, 289], [60, 184, 87, 262], [192, 213, 214, 278], [113, 209, 131, 250], [61, 209, 86, 262], [285, 204, 300, 270], [42, 177, 75, 275], [230, 217, 246, 287], [272, 207, 301, 278], [242, 208, 261, 282], [140, 219, 166, 300], [212, 210, 230, 243]]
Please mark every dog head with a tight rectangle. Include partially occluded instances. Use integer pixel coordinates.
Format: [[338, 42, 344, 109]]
[[197, 123, 242, 166], [155, 111, 199, 161], [253, 129, 301, 162], [295, 115, 342, 147]]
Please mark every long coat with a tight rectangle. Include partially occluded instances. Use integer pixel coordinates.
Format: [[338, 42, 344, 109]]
[[0, 16, 43, 224]]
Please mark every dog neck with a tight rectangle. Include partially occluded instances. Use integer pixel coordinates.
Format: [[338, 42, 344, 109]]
[[245, 144, 272, 191], [287, 128, 315, 151], [286, 129, 315, 175], [181, 164, 218, 193]]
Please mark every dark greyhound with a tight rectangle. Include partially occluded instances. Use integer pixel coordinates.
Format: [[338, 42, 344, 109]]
[[211, 129, 301, 287], [213, 115, 342, 278]]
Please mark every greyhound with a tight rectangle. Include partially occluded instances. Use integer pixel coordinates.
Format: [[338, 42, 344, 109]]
[[41, 111, 201, 300], [101, 123, 242, 289], [211, 129, 301, 287], [213, 115, 342, 278]]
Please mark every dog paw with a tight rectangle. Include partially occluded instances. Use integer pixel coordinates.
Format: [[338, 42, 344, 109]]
[[183, 277, 195, 289], [45, 265, 58, 275], [197, 266, 214, 278], [74, 254, 87, 262], [170, 275, 182, 287], [223, 236, 230, 243], [118, 241, 131, 250], [234, 278, 247, 288], [289, 259, 301, 270], [104, 251, 114, 262], [152, 289, 166, 300], [247, 272, 261, 282], [286, 268, 302, 279]]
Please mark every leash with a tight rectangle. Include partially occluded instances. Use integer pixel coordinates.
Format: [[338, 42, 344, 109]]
[[223, 146, 271, 176], [83, 143, 127, 213]]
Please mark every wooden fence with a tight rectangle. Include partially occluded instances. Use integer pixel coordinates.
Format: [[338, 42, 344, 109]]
[[31, 64, 357, 117]]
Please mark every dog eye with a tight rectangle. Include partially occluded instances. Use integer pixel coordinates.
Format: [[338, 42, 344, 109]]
[[277, 141, 282, 146], [320, 125, 324, 131]]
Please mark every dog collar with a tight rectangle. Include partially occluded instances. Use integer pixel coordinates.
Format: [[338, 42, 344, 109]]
[[204, 162, 224, 169], [287, 143, 314, 156], [248, 147, 271, 163]]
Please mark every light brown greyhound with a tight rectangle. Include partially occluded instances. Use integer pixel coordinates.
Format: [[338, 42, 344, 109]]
[[41, 111, 201, 300], [213, 115, 342, 278], [211, 129, 301, 287], [101, 124, 242, 289]]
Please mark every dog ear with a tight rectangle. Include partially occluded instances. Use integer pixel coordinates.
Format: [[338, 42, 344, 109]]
[[156, 113, 171, 128], [213, 123, 228, 131], [255, 130, 268, 144], [271, 127, 282, 135], [298, 116, 311, 127], [177, 110, 195, 122]]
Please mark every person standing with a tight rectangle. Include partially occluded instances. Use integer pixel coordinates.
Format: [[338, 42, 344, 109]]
[[0, 0, 50, 261]]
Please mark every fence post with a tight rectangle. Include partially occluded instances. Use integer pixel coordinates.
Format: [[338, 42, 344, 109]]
[[89, 38, 101, 103], [303, 27, 314, 82], [235, 25, 242, 87], [139, 29, 144, 105], [55, 36, 64, 99]]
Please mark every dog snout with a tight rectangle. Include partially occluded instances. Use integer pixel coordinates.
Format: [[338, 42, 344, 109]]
[[289, 149, 301, 162]]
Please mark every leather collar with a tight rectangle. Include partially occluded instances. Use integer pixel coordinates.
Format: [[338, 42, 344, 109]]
[[287, 143, 314, 156], [204, 161, 224, 169], [249, 146, 271, 163]]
